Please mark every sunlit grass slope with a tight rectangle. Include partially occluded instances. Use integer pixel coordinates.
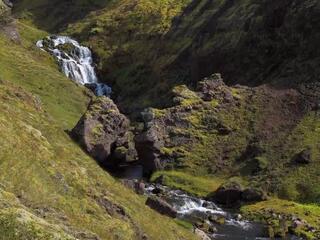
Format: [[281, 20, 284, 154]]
[[0, 23, 197, 239]]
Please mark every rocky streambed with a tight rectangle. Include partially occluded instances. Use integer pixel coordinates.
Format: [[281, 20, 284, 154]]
[[143, 183, 302, 240], [119, 166, 302, 240]]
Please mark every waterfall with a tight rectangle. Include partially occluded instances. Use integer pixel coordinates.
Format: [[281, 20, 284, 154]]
[[36, 36, 111, 97]]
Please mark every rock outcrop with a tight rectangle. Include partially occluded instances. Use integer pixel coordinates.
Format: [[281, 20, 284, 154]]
[[134, 75, 241, 175], [208, 181, 267, 206], [293, 148, 312, 165], [72, 97, 137, 168], [145, 196, 177, 218], [209, 181, 244, 206]]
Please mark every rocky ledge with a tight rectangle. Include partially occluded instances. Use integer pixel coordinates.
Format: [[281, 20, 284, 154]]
[[71, 97, 137, 169]]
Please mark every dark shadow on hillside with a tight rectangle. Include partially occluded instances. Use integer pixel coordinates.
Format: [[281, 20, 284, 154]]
[[159, 0, 320, 90], [12, 0, 112, 32]]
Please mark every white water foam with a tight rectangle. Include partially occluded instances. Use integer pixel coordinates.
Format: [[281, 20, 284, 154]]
[[36, 36, 111, 96]]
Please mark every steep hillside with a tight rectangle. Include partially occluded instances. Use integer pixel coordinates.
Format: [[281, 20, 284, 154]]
[[14, 0, 320, 112], [137, 74, 320, 203], [160, 0, 320, 88], [0, 17, 197, 240], [5, 1, 320, 239], [14, 0, 194, 112]]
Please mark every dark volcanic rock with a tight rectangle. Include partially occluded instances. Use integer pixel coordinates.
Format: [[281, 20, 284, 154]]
[[294, 148, 312, 164], [197, 73, 234, 103], [145, 196, 177, 218], [134, 130, 163, 176], [72, 97, 137, 168], [135, 108, 165, 175], [242, 188, 267, 202], [209, 182, 267, 205], [209, 181, 243, 206]]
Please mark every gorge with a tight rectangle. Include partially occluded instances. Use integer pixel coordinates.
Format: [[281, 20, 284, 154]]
[[0, 0, 320, 240]]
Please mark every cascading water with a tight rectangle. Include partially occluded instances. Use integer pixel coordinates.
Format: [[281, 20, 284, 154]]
[[145, 184, 302, 240], [36, 36, 111, 97]]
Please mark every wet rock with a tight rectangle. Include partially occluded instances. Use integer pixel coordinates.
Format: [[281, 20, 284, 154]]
[[151, 186, 164, 195], [293, 148, 312, 164], [208, 215, 226, 225], [145, 196, 177, 218], [195, 221, 212, 233], [72, 97, 137, 168], [152, 175, 165, 185]]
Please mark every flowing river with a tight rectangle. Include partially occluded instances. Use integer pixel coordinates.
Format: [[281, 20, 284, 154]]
[[144, 184, 301, 240], [119, 166, 302, 240]]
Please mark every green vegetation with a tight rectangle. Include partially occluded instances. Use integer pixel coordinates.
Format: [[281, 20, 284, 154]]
[[241, 199, 320, 239], [0, 21, 197, 239], [14, 0, 194, 111], [4, 0, 320, 238], [151, 171, 224, 197]]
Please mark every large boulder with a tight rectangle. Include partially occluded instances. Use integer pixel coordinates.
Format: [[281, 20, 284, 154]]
[[134, 130, 163, 176], [209, 181, 243, 206], [208, 181, 267, 205], [134, 108, 164, 176], [72, 97, 137, 168], [242, 187, 267, 202], [145, 196, 177, 218]]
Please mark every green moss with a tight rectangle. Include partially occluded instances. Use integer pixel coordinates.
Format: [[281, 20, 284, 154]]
[[151, 171, 224, 197], [241, 198, 320, 239], [174, 219, 194, 230], [92, 123, 104, 138], [172, 85, 202, 107]]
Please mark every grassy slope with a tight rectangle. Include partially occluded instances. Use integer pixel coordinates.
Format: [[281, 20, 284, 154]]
[[241, 199, 320, 239], [64, 0, 193, 111], [14, 0, 193, 111], [9, 1, 320, 238], [12, 0, 112, 31], [0, 23, 197, 239]]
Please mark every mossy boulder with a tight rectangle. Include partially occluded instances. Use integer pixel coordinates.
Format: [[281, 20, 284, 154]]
[[242, 187, 268, 203], [145, 196, 177, 218], [208, 180, 244, 206], [72, 97, 137, 168]]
